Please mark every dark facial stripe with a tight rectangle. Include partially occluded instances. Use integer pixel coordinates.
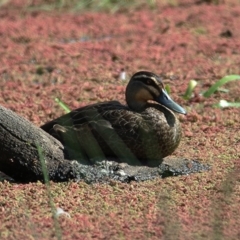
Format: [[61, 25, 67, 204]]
[[132, 73, 163, 98]]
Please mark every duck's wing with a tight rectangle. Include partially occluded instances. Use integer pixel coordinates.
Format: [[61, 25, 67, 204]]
[[41, 101, 125, 132], [41, 101, 142, 163]]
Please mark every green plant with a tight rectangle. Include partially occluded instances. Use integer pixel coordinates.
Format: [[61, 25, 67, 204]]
[[183, 80, 198, 100], [183, 75, 240, 108], [37, 145, 62, 240], [202, 75, 240, 98], [22, 0, 158, 12], [214, 99, 240, 108], [55, 98, 71, 113]]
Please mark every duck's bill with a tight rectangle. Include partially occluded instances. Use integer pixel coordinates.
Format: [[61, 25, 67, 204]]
[[156, 89, 187, 114]]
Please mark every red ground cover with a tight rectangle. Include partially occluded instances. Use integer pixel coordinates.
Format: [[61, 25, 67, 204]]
[[0, 1, 240, 239]]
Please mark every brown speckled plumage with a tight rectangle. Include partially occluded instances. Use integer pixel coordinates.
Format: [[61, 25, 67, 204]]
[[41, 71, 186, 166]]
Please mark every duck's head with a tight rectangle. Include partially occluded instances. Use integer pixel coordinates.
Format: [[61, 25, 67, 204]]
[[126, 71, 186, 114]]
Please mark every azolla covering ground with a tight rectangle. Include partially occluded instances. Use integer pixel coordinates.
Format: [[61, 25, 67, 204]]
[[0, 1, 240, 239]]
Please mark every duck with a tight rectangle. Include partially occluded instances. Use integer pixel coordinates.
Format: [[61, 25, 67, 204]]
[[41, 71, 186, 167]]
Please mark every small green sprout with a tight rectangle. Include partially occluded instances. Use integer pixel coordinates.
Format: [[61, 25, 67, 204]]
[[165, 84, 171, 95], [55, 98, 71, 113], [214, 100, 240, 108], [203, 75, 240, 98], [183, 80, 198, 100]]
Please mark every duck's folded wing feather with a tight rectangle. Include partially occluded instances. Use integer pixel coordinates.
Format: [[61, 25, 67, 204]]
[[41, 101, 124, 131]]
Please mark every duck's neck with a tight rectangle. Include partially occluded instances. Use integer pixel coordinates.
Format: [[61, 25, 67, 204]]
[[126, 96, 147, 112], [126, 85, 149, 112]]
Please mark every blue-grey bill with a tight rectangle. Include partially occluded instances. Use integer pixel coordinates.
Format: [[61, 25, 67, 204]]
[[157, 89, 186, 114]]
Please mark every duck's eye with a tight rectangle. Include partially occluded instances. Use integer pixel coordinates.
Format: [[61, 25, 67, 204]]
[[146, 79, 153, 85]]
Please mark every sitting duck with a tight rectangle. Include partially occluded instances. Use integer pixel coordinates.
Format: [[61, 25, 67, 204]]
[[41, 71, 186, 166]]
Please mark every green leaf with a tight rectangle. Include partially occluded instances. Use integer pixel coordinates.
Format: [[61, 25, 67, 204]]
[[55, 98, 71, 113], [214, 100, 240, 108], [183, 80, 198, 100], [203, 75, 240, 98], [165, 84, 171, 95]]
